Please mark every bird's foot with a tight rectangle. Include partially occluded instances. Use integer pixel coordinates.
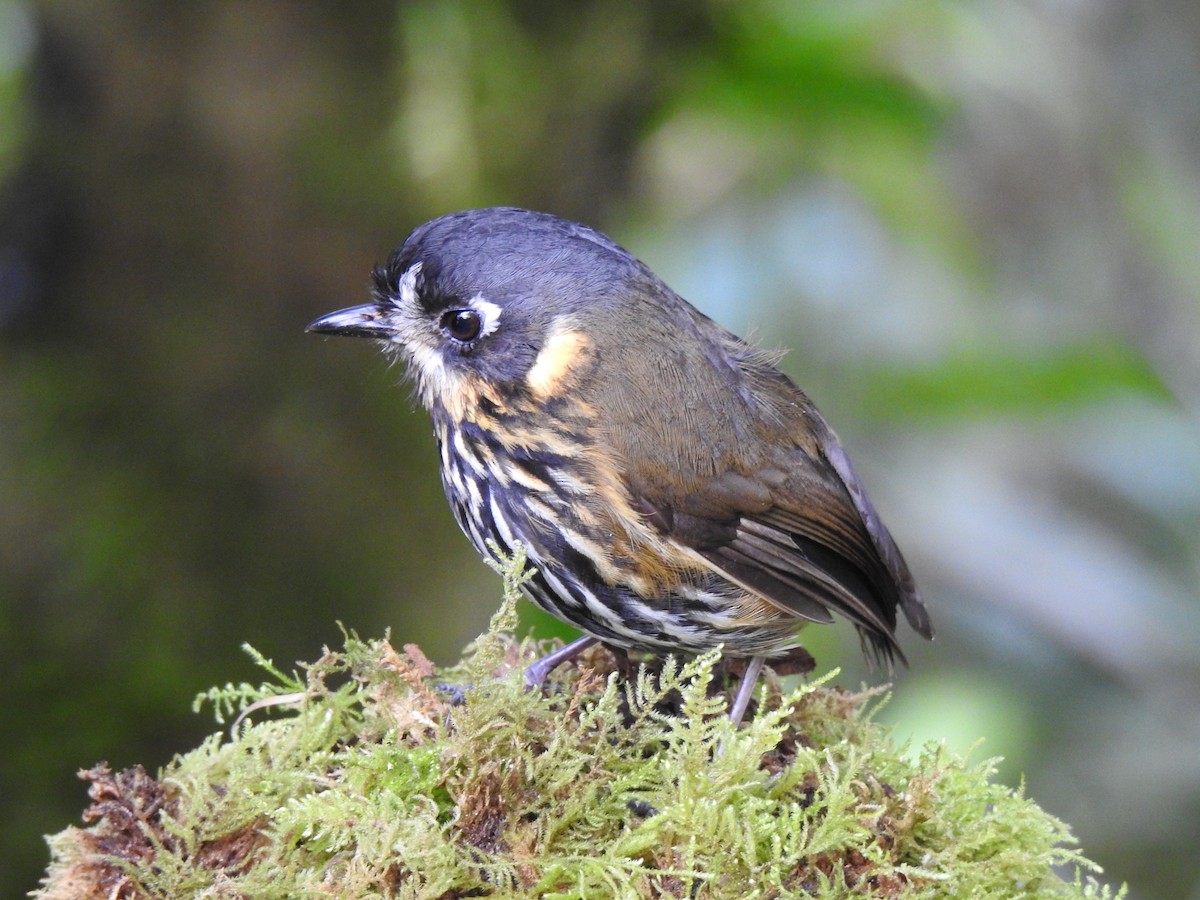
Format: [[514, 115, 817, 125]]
[[522, 635, 599, 690], [727, 656, 766, 727]]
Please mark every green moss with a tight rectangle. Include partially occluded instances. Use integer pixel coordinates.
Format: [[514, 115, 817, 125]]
[[37, 550, 1123, 899]]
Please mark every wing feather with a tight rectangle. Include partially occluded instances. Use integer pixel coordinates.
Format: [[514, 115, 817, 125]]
[[596, 305, 932, 664], [631, 438, 925, 667]]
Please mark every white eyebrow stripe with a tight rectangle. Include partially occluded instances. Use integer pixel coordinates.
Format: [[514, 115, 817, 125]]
[[467, 293, 503, 338]]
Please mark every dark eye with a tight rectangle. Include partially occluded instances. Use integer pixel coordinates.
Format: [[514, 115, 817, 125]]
[[441, 309, 482, 343]]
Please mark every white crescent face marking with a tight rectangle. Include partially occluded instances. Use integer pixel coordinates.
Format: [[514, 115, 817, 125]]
[[467, 294, 503, 339], [389, 261, 453, 406], [397, 261, 423, 310]]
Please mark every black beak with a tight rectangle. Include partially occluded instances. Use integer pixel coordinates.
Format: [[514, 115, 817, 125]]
[[306, 304, 395, 339]]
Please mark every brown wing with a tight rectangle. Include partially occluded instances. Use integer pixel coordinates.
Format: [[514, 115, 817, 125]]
[[624, 395, 931, 669], [591, 301, 931, 665], [634, 449, 926, 665]]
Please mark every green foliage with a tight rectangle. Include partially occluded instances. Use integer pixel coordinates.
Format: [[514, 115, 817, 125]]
[[38, 552, 1122, 899], [856, 338, 1172, 423]]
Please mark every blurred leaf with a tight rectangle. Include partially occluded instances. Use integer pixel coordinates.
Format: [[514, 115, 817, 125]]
[[681, 0, 944, 136], [858, 339, 1173, 422]]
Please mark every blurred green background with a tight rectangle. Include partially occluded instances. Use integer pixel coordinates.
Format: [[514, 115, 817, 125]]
[[2, 1, 1198, 896]]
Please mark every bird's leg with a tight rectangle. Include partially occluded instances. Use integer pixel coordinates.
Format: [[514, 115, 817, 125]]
[[727, 655, 766, 727], [524, 635, 599, 689]]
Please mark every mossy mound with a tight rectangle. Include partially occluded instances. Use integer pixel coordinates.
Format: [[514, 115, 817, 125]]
[[37, 552, 1122, 899]]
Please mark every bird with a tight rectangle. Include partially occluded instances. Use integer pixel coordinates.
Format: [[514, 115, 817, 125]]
[[307, 207, 933, 724]]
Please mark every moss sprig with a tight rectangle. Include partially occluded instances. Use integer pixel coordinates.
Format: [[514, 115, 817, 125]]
[[38, 548, 1124, 899]]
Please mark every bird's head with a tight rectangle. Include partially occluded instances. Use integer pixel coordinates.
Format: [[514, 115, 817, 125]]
[[307, 207, 650, 418]]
